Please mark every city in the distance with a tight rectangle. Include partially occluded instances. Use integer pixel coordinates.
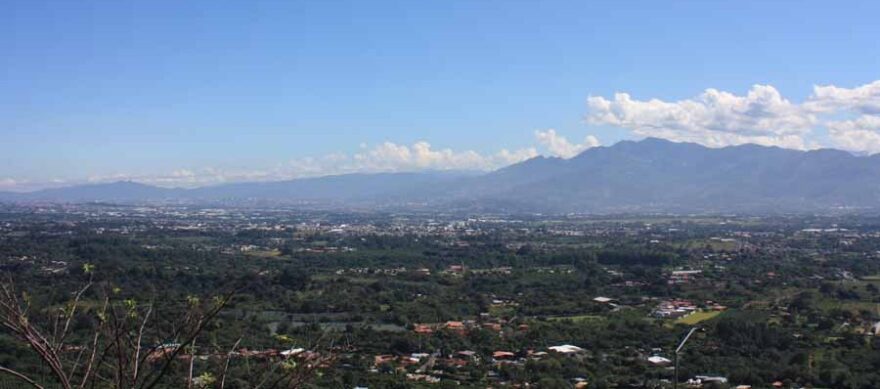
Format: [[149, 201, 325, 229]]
[[2, 1, 880, 388]]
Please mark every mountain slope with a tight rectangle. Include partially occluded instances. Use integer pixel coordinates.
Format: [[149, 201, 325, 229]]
[[455, 138, 880, 212]]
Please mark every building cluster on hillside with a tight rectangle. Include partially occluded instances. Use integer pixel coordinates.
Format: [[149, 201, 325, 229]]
[[652, 299, 727, 319], [372, 344, 589, 386], [652, 299, 698, 319], [669, 270, 702, 284], [412, 318, 529, 337]]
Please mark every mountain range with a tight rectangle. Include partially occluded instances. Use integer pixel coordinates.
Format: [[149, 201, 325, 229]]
[[4, 138, 880, 213]]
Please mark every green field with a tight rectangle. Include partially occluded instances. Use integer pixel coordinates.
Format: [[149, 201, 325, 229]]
[[546, 314, 605, 323], [243, 249, 283, 257], [816, 298, 879, 313], [675, 310, 723, 325]]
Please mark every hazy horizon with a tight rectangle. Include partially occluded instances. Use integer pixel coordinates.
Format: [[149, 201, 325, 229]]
[[0, 136, 875, 193], [5, 4, 880, 387], [3, 1, 880, 192]]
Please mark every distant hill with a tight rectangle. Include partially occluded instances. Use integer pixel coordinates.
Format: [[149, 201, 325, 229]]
[[4, 139, 880, 213], [0, 181, 183, 203], [0, 171, 475, 205]]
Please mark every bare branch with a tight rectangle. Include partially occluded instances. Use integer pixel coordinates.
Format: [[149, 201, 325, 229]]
[[0, 365, 45, 389], [55, 280, 93, 353], [78, 297, 108, 389], [219, 337, 242, 389], [141, 290, 235, 389], [131, 303, 152, 383], [186, 335, 197, 389]]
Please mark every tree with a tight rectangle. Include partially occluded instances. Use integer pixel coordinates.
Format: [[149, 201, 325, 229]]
[[0, 267, 333, 388]]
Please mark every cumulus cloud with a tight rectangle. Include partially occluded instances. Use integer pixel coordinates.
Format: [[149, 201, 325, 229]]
[[586, 79, 880, 153], [586, 84, 816, 149], [807, 81, 880, 153], [535, 129, 600, 158], [347, 141, 537, 172], [806, 80, 880, 114], [826, 115, 880, 154]]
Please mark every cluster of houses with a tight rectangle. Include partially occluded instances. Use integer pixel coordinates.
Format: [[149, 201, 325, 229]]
[[413, 318, 529, 337], [372, 345, 589, 384], [470, 266, 514, 275], [652, 299, 699, 318], [685, 375, 728, 387], [681, 376, 790, 389], [295, 245, 356, 254], [143, 343, 331, 366], [651, 299, 726, 319], [669, 269, 702, 284], [653, 299, 729, 319], [334, 266, 409, 276]]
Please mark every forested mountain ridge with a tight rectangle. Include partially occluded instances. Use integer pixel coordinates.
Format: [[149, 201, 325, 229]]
[[452, 138, 880, 212]]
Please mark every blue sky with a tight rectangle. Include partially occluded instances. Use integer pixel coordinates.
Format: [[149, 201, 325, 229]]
[[2, 1, 880, 189]]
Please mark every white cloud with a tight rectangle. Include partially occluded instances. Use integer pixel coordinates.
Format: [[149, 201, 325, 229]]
[[806, 80, 880, 114], [807, 81, 880, 154], [346, 141, 537, 172], [0, 178, 17, 191], [535, 129, 600, 158], [74, 141, 539, 189], [586, 84, 816, 149], [585, 79, 880, 153], [827, 115, 880, 154]]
